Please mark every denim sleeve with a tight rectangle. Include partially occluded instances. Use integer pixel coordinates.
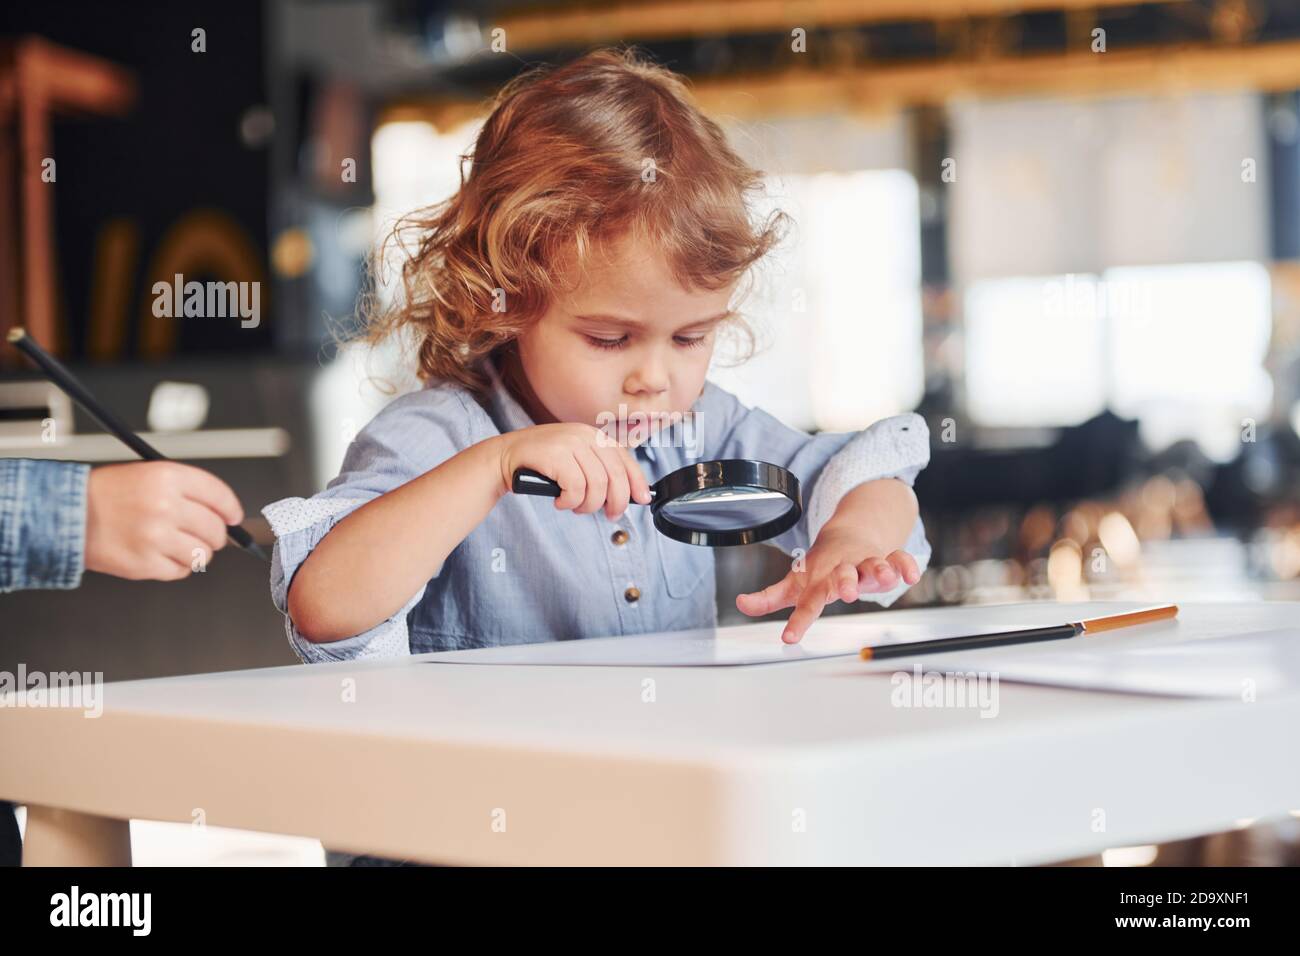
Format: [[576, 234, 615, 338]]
[[0, 458, 89, 593], [702, 383, 932, 608], [262, 386, 477, 664]]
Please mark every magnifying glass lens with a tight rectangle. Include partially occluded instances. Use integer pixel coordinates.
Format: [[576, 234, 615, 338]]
[[658, 485, 796, 532], [512, 458, 802, 546]]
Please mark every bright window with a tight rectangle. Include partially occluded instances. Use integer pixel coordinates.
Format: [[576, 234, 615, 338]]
[[710, 169, 925, 433], [964, 262, 1272, 460], [964, 275, 1107, 427]]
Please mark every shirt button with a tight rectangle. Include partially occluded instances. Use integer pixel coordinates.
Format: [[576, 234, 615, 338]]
[[611, 529, 630, 546], [624, 586, 641, 603]]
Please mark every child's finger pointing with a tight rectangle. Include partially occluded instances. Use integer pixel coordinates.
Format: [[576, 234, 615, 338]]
[[782, 583, 829, 644]]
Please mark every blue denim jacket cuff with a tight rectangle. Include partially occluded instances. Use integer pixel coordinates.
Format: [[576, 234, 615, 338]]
[[0, 458, 89, 592], [54, 461, 89, 589]]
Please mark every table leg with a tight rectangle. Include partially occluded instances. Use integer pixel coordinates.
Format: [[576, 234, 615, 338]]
[[22, 805, 132, 866]]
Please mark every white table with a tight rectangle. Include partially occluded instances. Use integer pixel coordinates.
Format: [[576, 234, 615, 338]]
[[3, 600, 1298, 865]]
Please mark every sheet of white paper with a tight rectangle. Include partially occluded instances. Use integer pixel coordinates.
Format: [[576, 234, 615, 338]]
[[867, 628, 1300, 698], [424, 617, 1030, 667]]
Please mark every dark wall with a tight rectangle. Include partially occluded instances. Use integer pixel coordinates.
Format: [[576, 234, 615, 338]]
[[0, 357, 322, 681], [1, 0, 270, 357]]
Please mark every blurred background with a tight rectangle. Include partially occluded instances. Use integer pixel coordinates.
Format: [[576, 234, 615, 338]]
[[3, 0, 1300, 863], [7, 0, 1300, 678]]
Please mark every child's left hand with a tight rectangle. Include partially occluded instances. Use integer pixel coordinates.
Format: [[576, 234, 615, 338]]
[[735, 526, 920, 644]]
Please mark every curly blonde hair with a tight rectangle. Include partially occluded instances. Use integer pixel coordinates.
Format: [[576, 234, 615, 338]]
[[363, 47, 787, 400]]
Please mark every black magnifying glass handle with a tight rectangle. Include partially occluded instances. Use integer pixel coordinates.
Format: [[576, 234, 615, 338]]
[[512, 467, 657, 500], [511, 467, 561, 497]]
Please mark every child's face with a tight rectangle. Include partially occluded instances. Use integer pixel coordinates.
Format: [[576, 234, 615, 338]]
[[513, 233, 735, 440]]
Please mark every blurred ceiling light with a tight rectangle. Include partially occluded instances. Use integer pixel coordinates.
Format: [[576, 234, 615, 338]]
[[1097, 511, 1141, 568], [271, 228, 315, 279], [1019, 506, 1056, 554], [1102, 845, 1158, 867], [427, 13, 484, 63], [1047, 538, 1087, 600]]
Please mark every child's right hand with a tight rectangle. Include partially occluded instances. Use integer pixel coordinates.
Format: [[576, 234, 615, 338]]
[[496, 423, 653, 520], [84, 461, 244, 581]]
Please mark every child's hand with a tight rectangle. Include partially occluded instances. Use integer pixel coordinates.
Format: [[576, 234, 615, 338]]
[[84, 462, 244, 581], [497, 423, 653, 520], [736, 526, 921, 644]]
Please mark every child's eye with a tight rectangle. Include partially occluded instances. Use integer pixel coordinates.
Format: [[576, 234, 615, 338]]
[[583, 333, 709, 351], [585, 335, 629, 350]]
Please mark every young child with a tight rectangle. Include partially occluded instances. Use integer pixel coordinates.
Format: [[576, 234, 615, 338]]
[[265, 48, 932, 665]]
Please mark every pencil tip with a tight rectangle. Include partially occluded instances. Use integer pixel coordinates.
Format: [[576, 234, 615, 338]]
[[859, 648, 873, 661], [6, 327, 25, 343]]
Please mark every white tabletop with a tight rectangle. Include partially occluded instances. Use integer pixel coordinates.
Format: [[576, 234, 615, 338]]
[[3, 600, 1298, 865]]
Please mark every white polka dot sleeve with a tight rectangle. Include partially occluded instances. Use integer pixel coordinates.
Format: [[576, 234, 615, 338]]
[[805, 412, 932, 607]]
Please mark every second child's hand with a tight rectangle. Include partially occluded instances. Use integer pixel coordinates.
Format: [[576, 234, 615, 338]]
[[85, 461, 246, 581]]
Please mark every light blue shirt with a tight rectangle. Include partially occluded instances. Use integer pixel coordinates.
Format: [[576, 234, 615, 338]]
[[265, 353, 933, 663]]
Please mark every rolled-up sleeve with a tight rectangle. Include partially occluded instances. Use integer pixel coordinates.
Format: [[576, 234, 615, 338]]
[[804, 414, 932, 607], [0, 458, 89, 593], [702, 383, 931, 608], [264, 386, 475, 663]]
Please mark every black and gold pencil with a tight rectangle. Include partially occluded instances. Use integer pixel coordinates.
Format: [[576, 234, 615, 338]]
[[6, 327, 267, 561], [859, 604, 1179, 661]]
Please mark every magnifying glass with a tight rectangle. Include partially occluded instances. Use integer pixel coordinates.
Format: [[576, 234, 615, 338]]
[[512, 459, 802, 547]]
